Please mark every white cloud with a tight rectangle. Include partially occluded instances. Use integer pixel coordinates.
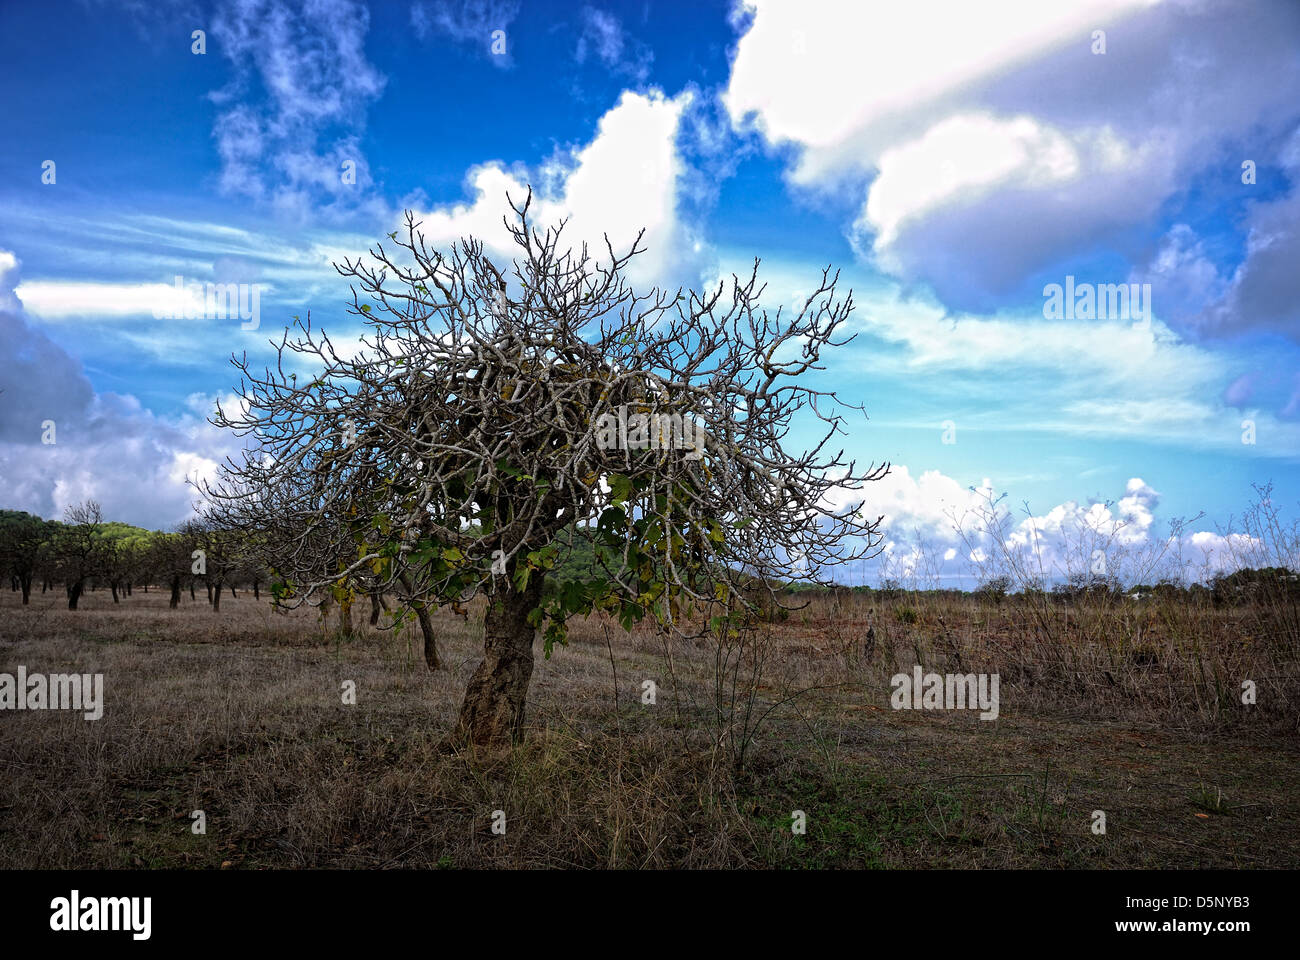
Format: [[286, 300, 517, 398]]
[[724, 0, 1300, 310], [839, 284, 1300, 452], [0, 252, 244, 529], [575, 6, 653, 82], [208, 0, 388, 221], [576, 7, 625, 66], [725, 0, 1157, 182], [411, 89, 697, 285], [411, 0, 521, 66], [849, 464, 990, 545], [1136, 127, 1300, 343], [839, 465, 1264, 586], [0, 251, 20, 313], [3, 208, 378, 361], [859, 113, 1156, 279], [13, 280, 205, 320]]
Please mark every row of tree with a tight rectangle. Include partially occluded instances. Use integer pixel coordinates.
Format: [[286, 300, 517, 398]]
[[0, 502, 265, 611], [969, 568, 1300, 606]]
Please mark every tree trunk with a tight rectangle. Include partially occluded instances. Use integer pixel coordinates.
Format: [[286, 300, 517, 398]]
[[206, 581, 213, 604], [67, 581, 83, 611], [20, 574, 32, 605], [170, 575, 181, 609], [453, 576, 544, 749], [369, 591, 382, 626], [398, 574, 441, 671], [339, 598, 353, 636], [253, 578, 260, 601], [414, 601, 438, 670], [212, 581, 223, 613], [189, 580, 196, 601], [229, 584, 237, 599], [110, 582, 119, 603]]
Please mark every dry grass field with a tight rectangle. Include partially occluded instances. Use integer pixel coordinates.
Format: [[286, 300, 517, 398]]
[[2, 585, 1296, 869]]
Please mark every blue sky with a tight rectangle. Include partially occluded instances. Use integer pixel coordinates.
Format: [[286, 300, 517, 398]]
[[1, 0, 1298, 585]]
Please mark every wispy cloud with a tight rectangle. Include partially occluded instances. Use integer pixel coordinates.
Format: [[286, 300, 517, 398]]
[[208, 0, 388, 221], [575, 6, 653, 83], [410, 0, 521, 68]]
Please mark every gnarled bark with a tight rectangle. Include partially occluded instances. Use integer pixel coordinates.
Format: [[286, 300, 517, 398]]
[[453, 576, 543, 749]]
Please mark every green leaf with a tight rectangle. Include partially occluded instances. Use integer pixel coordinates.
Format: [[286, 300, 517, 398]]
[[542, 620, 568, 658], [608, 473, 633, 505]]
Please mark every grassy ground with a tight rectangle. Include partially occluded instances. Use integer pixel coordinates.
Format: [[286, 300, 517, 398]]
[[1, 587, 1296, 868]]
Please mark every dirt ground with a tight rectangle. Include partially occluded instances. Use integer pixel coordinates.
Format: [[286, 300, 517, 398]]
[[1, 587, 1295, 868]]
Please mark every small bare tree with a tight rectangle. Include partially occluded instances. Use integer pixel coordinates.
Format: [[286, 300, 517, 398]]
[[203, 190, 888, 748], [52, 500, 104, 610]]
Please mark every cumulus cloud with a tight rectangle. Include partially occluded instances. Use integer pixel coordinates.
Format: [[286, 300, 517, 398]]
[[857, 115, 1171, 302], [1135, 127, 1300, 343], [835, 466, 1262, 586], [0, 252, 242, 529], [409, 89, 699, 286], [726, 0, 1154, 179], [724, 0, 1300, 311]]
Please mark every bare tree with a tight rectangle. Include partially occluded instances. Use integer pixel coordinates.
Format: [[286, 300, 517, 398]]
[[52, 500, 103, 610], [203, 190, 888, 748]]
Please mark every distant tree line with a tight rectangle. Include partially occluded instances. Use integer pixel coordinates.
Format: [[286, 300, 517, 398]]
[[5, 502, 1295, 623], [0, 501, 269, 611], [770, 568, 1299, 608]]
